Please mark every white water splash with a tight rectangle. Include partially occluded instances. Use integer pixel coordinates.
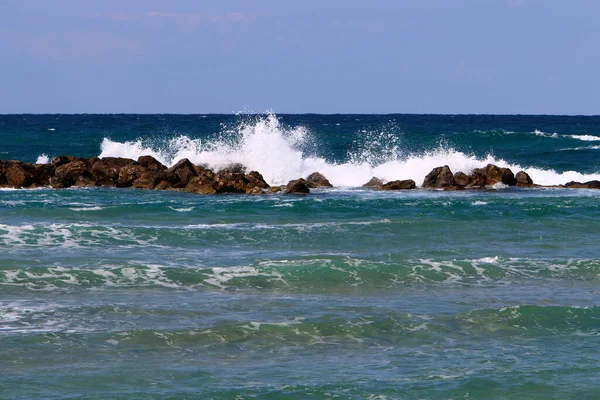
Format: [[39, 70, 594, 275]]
[[98, 113, 600, 187], [36, 154, 50, 164]]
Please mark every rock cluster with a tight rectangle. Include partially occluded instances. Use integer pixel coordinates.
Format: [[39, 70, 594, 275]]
[[2, 156, 599, 193]]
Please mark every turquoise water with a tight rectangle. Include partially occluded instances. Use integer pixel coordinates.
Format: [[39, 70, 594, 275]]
[[1, 114, 600, 399]]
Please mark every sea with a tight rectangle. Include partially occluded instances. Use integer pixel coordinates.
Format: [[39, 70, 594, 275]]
[[1, 113, 600, 399]]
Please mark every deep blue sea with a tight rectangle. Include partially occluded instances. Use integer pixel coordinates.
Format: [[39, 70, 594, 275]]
[[1, 114, 600, 399]]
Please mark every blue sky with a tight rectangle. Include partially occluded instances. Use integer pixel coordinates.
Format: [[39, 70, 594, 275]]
[[1, 0, 599, 114]]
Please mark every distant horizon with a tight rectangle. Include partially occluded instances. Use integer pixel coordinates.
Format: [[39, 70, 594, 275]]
[[2, 112, 600, 117]]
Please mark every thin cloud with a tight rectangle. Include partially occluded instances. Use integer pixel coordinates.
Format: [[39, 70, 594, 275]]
[[96, 11, 256, 26]]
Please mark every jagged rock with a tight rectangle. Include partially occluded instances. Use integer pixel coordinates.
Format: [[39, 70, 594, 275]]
[[306, 172, 333, 188], [516, 171, 534, 187], [166, 158, 198, 188], [117, 165, 146, 188], [132, 171, 167, 189], [285, 179, 310, 194], [246, 171, 270, 189], [138, 156, 166, 172], [154, 181, 172, 190], [469, 164, 516, 187], [52, 155, 86, 167], [74, 175, 97, 187], [213, 172, 248, 193], [565, 181, 600, 189], [380, 179, 416, 190], [362, 177, 385, 188], [90, 157, 136, 186], [246, 186, 264, 195], [185, 177, 217, 194], [423, 165, 457, 189], [218, 163, 246, 174], [269, 186, 283, 193], [52, 160, 90, 188], [454, 172, 470, 187], [5, 162, 37, 188]]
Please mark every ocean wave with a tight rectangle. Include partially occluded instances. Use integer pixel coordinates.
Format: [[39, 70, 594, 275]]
[[96, 114, 600, 187]]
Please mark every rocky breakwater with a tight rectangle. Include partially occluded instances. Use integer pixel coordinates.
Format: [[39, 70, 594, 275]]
[[0, 156, 314, 194]]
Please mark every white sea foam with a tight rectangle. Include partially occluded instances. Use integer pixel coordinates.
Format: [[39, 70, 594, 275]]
[[570, 134, 600, 141], [36, 154, 50, 164], [533, 129, 558, 138], [97, 113, 600, 187], [168, 206, 194, 212]]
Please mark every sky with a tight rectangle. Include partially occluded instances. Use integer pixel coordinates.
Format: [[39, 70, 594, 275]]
[[0, 0, 599, 114]]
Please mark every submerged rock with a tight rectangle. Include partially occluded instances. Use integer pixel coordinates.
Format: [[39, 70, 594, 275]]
[[305, 172, 333, 188], [380, 179, 416, 190]]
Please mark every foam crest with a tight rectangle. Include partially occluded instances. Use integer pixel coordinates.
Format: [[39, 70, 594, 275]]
[[571, 134, 600, 142], [97, 113, 600, 187]]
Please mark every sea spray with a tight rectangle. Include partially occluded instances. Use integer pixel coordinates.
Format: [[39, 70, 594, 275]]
[[98, 113, 600, 186]]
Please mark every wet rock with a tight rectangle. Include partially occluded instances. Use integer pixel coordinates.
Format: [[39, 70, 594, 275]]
[[154, 181, 172, 190], [5, 162, 37, 188], [362, 177, 385, 188], [52, 160, 90, 188], [52, 155, 86, 168], [246, 186, 264, 195], [285, 179, 310, 194], [132, 171, 167, 189], [516, 171, 534, 187], [469, 164, 516, 187], [213, 172, 248, 193], [269, 186, 283, 193], [138, 155, 167, 172], [166, 158, 198, 188], [454, 172, 470, 187], [185, 177, 217, 194], [565, 181, 600, 189], [422, 165, 456, 189], [306, 172, 333, 188], [90, 157, 136, 186], [246, 171, 270, 189], [218, 163, 247, 174], [380, 179, 416, 190], [117, 165, 146, 188]]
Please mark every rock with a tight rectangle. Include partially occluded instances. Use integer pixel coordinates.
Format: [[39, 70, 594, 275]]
[[246, 186, 264, 195], [5, 162, 37, 188], [52, 155, 86, 167], [246, 171, 270, 189], [52, 160, 90, 188], [380, 179, 416, 190], [213, 172, 248, 193], [362, 177, 385, 188], [422, 165, 457, 189], [469, 164, 516, 187], [565, 181, 600, 189], [132, 171, 167, 189], [515, 171, 534, 187], [185, 177, 217, 194], [285, 179, 310, 194], [117, 165, 146, 188], [138, 156, 167, 172], [269, 186, 283, 193], [74, 175, 98, 187], [306, 172, 333, 188], [166, 159, 198, 188], [454, 172, 470, 187], [218, 163, 246, 174], [154, 181, 172, 190], [90, 157, 136, 186]]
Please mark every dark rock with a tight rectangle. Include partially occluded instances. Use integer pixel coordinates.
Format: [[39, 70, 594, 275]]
[[5, 162, 37, 188], [154, 181, 172, 190], [52, 160, 90, 188], [565, 181, 600, 189], [166, 159, 198, 188], [218, 163, 247, 174], [269, 186, 283, 193], [454, 172, 470, 187], [213, 172, 248, 193], [362, 177, 385, 188], [422, 165, 456, 189], [117, 165, 146, 188], [246, 186, 264, 195], [515, 171, 534, 187], [306, 172, 333, 188], [285, 179, 310, 194], [132, 171, 167, 189], [74, 175, 98, 187], [380, 179, 416, 190], [185, 177, 217, 194], [138, 156, 167, 172], [469, 164, 516, 187], [246, 171, 269, 189], [52, 155, 85, 167], [90, 157, 136, 186]]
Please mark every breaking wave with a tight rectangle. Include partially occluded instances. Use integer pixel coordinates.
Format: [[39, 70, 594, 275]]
[[98, 114, 600, 187]]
